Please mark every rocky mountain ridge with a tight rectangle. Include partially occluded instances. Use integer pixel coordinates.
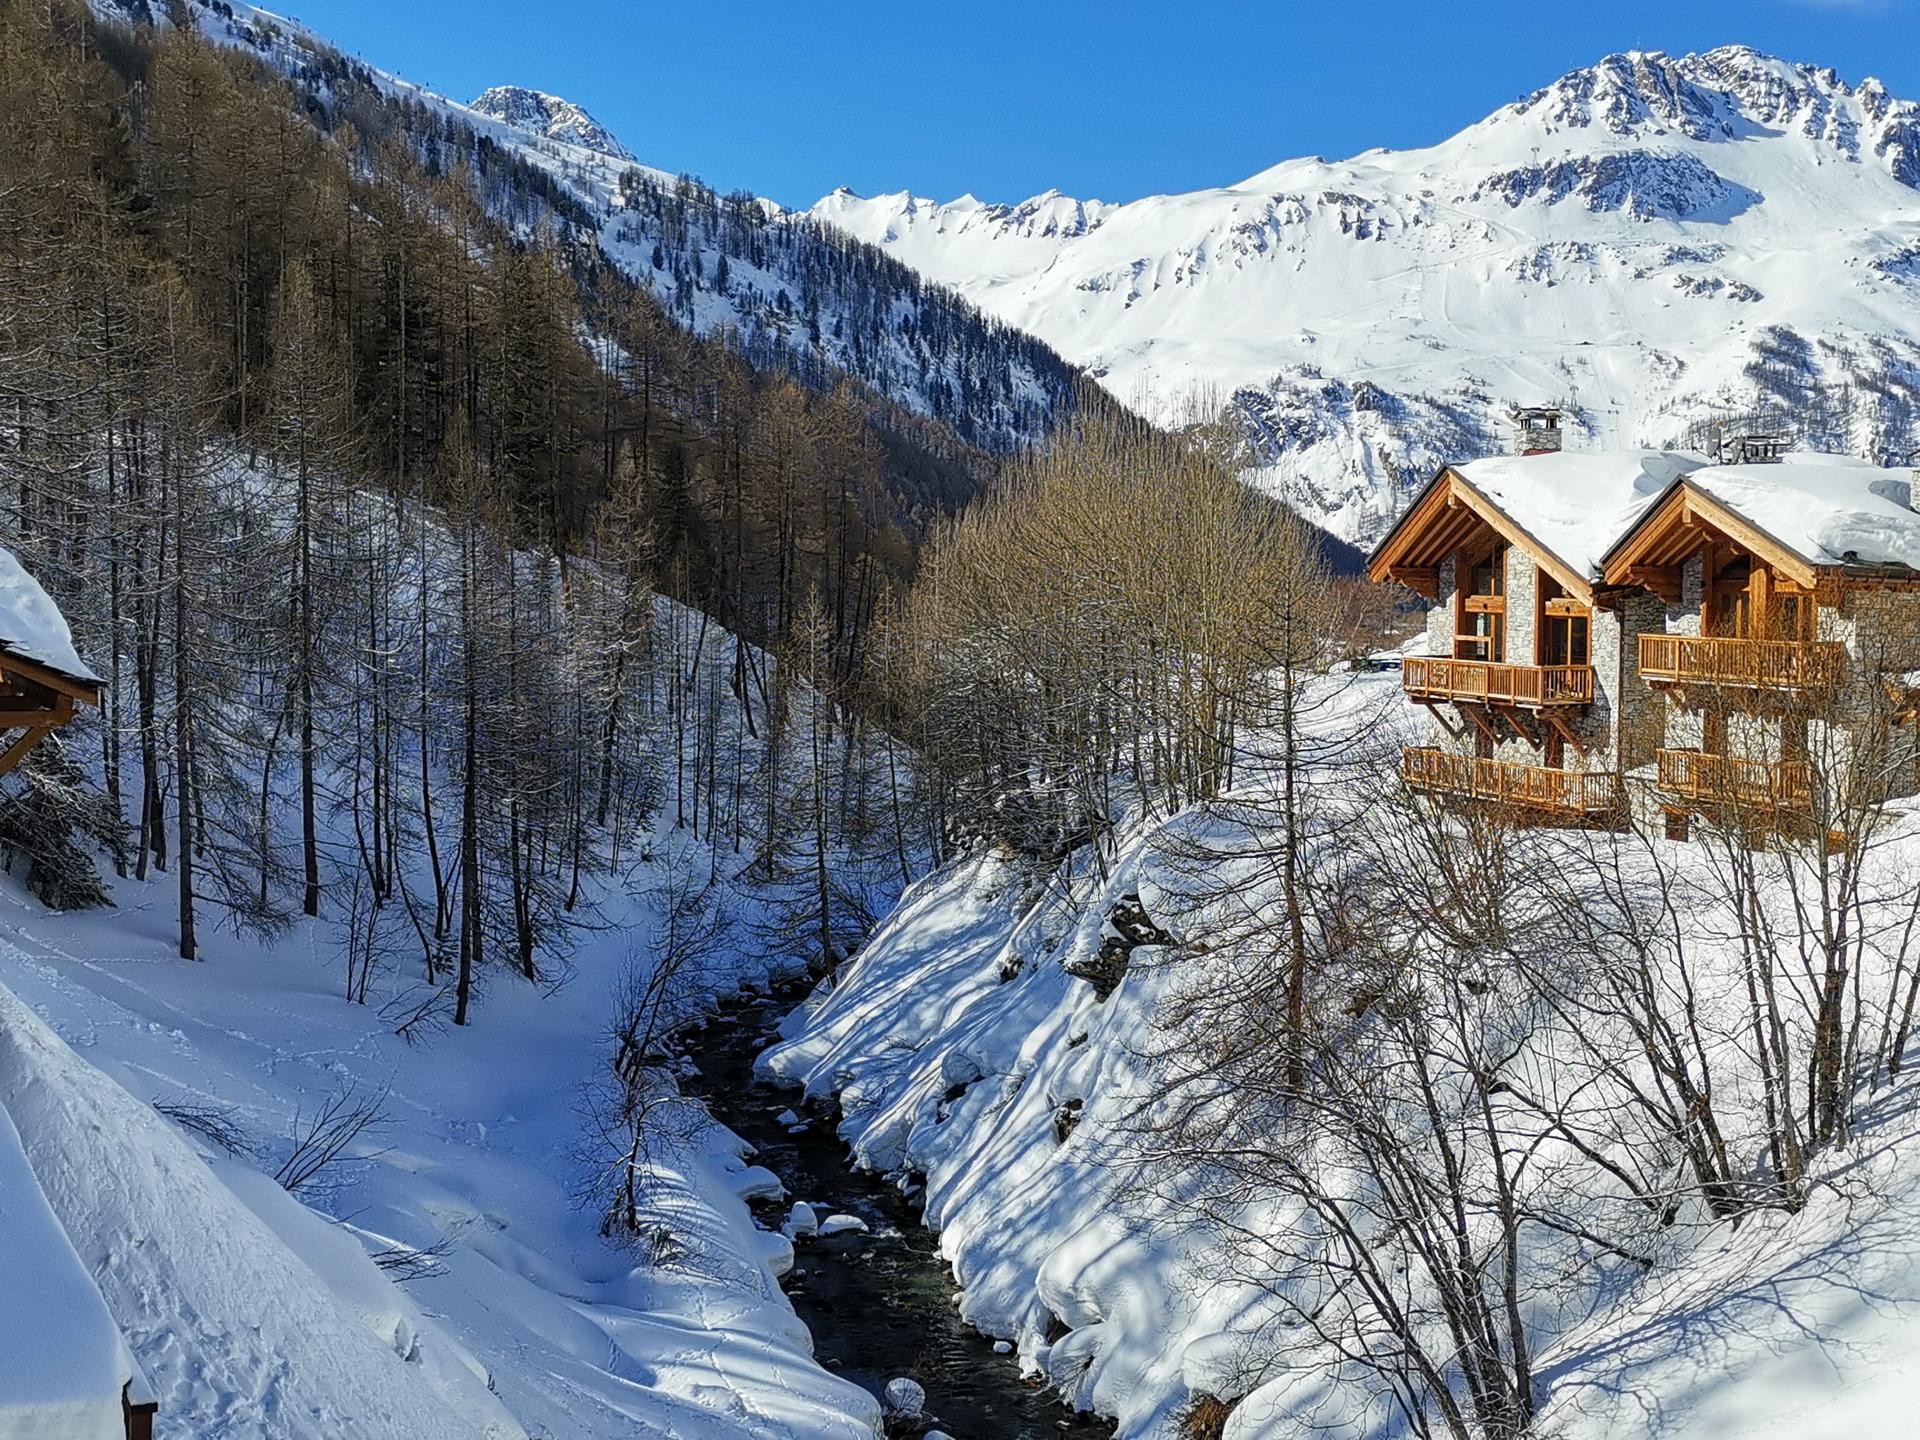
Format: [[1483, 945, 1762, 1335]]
[[812, 47, 1920, 542]]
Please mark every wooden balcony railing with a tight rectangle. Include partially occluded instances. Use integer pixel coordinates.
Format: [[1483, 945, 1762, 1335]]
[[1403, 657, 1595, 707], [1656, 749, 1812, 810], [1639, 633, 1844, 692], [1403, 746, 1620, 816]]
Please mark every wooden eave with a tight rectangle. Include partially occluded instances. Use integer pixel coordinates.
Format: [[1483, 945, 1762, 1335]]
[[1601, 479, 1824, 595], [1366, 467, 1595, 603], [0, 647, 100, 707]]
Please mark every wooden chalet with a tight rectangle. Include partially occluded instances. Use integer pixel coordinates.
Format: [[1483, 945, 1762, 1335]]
[[1599, 452, 1920, 836], [1368, 426, 1697, 824], [0, 546, 101, 779], [1372, 427, 1920, 840]]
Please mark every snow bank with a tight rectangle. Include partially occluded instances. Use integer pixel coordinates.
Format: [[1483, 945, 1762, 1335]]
[[0, 544, 100, 685], [763, 846, 1216, 1434], [0, 1102, 128, 1440], [0, 979, 523, 1440]]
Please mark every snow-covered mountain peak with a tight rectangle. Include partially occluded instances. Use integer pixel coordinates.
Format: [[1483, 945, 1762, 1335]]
[[1474, 46, 1920, 183], [469, 85, 635, 161], [807, 46, 1920, 546]]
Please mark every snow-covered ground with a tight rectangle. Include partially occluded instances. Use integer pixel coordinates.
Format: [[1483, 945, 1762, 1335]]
[[0, 575, 895, 1439], [763, 667, 1920, 1439], [0, 814, 881, 1439]]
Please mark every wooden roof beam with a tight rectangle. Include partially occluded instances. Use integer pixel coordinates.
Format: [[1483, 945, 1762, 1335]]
[[0, 724, 50, 781], [0, 654, 98, 706], [1367, 467, 1593, 602], [1624, 565, 1684, 604], [1389, 566, 1439, 598]]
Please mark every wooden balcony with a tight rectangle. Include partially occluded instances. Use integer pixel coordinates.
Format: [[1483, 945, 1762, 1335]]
[[1403, 746, 1621, 818], [1656, 749, 1812, 811], [1403, 657, 1595, 707], [1639, 634, 1844, 693]]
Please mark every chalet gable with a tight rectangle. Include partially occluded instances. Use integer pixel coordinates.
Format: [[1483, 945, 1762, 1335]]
[[1601, 457, 1920, 602], [1368, 451, 1701, 604], [1368, 467, 1586, 601], [1600, 479, 1819, 602]]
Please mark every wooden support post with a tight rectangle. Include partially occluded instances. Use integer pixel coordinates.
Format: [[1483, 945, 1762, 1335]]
[[1494, 704, 1542, 747], [1541, 710, 1586, 757], [0, 725, 49, 780]]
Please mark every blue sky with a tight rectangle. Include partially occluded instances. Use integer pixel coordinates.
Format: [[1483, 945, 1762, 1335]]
[[284, 0, 1916, 207]]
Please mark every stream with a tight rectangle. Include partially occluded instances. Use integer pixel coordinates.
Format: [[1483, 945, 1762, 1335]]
[[681, 986, 1117, 1440]]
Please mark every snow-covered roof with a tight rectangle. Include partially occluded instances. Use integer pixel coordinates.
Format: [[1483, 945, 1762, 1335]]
[[0, 545, 99, 688], [1683, 453, 1920, 571], [1454, 449, 1707, 579]]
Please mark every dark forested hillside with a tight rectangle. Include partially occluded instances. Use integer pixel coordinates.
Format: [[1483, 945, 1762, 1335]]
[[0, 0, 984, 987], [103, 0, 1083, 460], [27, 0, 1078, 671]]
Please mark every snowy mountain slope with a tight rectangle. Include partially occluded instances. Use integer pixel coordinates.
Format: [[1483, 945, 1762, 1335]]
[[0, 603, 889, 1440], [138, 0, 1079, 454], [763, 677, 1920, 1440], [810, 48, 1920, 542]]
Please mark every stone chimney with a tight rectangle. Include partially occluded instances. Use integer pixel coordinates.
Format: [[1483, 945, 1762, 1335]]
[[1510, 405, 1563, 456]]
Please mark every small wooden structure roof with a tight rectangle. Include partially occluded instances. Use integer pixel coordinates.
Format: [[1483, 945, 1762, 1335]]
[[0, 547, 100, 780]]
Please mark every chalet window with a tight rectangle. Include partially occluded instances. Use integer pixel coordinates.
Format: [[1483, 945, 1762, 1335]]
[[1456, 544, 1507, 662], [1708, 556, 1753, 639], [1711, 588, 1752, 639], [1542, 612, 1590, 667], [1770, 590, 1813, 642], [1460, 609, 1506, 664], [1468, 547, 1506, 598], [1703, 710, 1727, 758], [1540, 584, 1591, 668], [1782, 715, 1809, 765]]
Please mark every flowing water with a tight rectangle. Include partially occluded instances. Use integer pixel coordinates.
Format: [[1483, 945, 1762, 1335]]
[[681, 988, 1117, 1440]]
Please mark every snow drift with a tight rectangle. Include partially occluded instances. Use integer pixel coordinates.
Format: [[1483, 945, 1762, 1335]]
[[0, 978, 522, 1439]]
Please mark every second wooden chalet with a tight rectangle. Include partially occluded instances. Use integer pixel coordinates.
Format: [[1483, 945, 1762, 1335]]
[[1599, 451, 1920, 835], [1368, 444, 1702, 822]]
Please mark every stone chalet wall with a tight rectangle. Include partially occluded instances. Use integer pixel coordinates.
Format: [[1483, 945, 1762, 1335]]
[[1835, 588, 1920, 801], [1613, 592, 1669, 772], [1424, 557, 1456, 663]]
